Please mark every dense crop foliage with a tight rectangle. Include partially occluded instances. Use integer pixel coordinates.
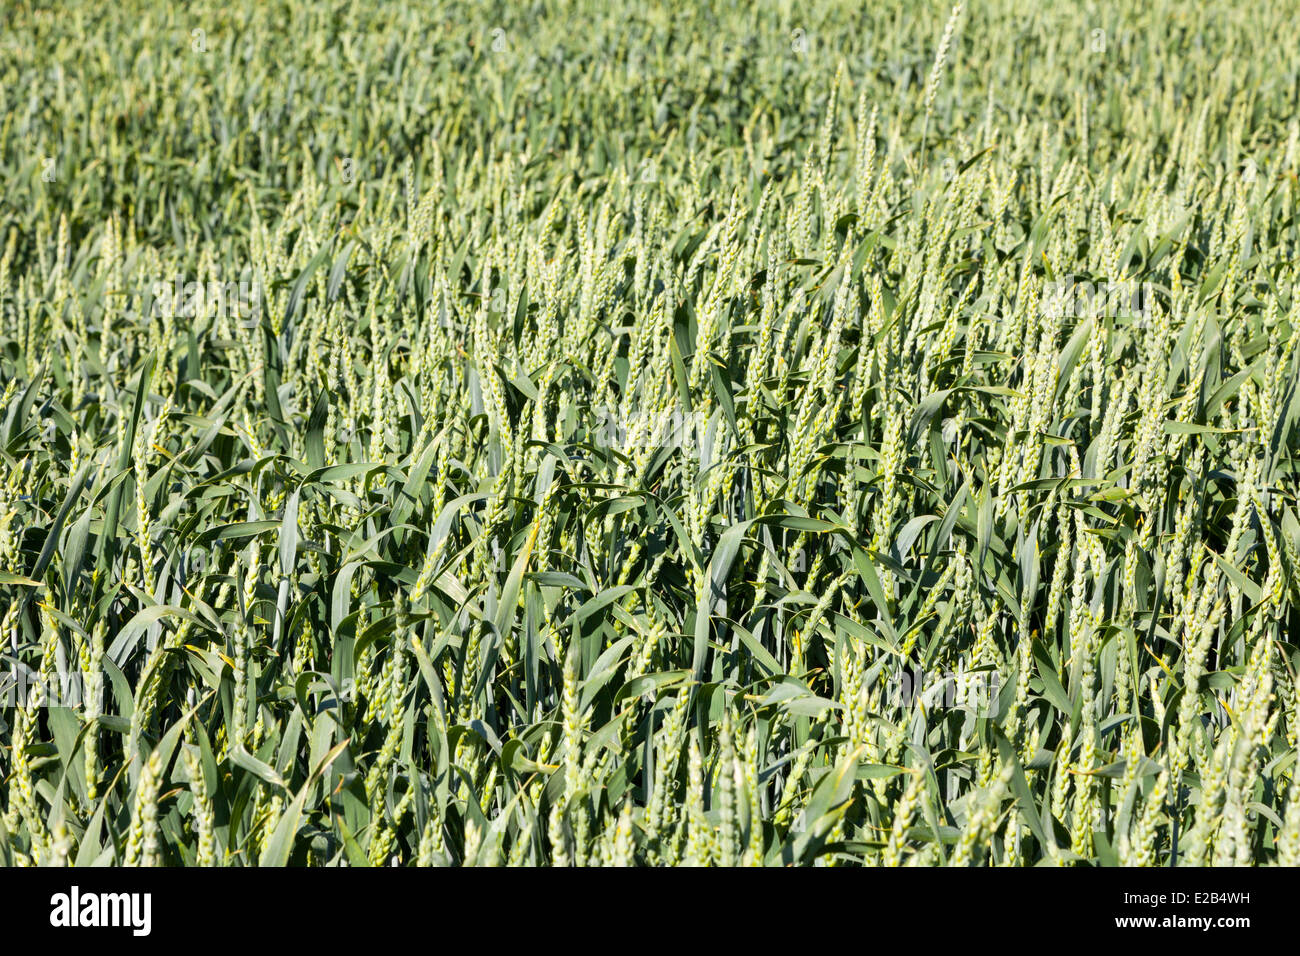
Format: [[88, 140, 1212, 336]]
[[2, 0, 1300, 867]]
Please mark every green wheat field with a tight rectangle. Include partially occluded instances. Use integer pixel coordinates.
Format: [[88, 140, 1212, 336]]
[[2, 0, 1299, 867]]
